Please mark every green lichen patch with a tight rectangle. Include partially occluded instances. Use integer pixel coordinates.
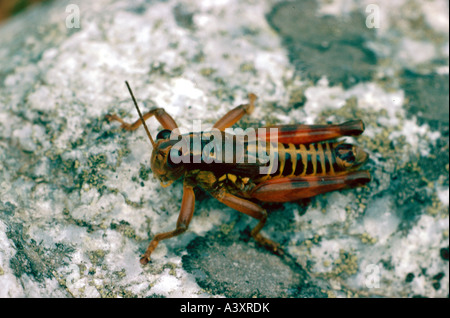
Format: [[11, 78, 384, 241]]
[[79, 168, 107, 191], [138, 163, 152, 181], [62, 207, 98, 233], [27, 115, 133, 197], [88, 249, 107, 266], [110, 220, 139, 240], [94, 282, 138, 298], [6, 222, 75, 282], [239, 62, 256, 74], [199, 67, 216, 77], [327, 249, 359, 278], [359, 232, 378, 245], [0, 201, 16, 217]]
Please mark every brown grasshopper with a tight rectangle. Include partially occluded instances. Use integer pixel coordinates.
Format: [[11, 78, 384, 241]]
[[106, 82, 370, 264]]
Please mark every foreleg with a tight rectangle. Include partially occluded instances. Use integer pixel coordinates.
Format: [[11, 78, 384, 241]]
[[106, 107, 178, 131], [140, 182, 195, 264]]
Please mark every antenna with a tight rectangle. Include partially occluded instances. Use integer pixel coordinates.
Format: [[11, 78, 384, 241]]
[[125, 81, 156, 148]]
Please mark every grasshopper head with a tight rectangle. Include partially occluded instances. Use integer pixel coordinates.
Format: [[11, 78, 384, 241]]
[[124, 81, 185, 187], [150, 129, 185, 187]]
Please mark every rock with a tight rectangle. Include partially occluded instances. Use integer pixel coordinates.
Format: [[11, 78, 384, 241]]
[[0, 0, 448, 298]]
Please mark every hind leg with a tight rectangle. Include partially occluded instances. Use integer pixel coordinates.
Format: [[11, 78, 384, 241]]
[[250, 171, 371, 202], [256, 120, 365, 144]]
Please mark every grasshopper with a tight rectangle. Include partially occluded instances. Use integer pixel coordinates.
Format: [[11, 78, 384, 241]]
[[106, 82, 370, 264]]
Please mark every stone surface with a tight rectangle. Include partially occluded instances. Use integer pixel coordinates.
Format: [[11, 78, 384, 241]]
[[267, 0, 378, 88], [182, 231, 326, 298], [0, 0, 448, 298]]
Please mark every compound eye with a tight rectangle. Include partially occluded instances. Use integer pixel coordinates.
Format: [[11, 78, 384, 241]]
[[156, 129, 172, 141]]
